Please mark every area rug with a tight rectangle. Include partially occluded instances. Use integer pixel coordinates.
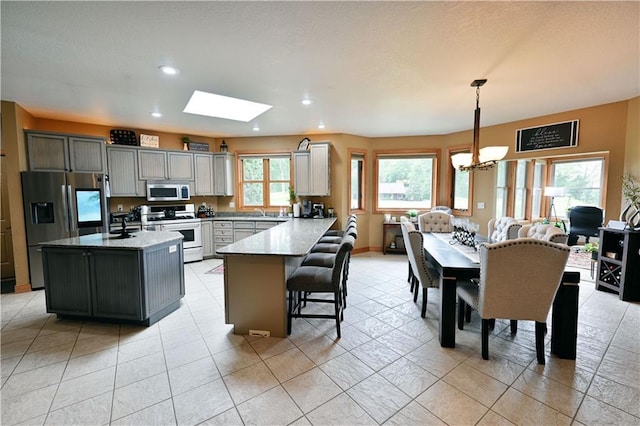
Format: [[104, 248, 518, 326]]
[[566, 249, 594, 270], [206, 264, 224, 274]]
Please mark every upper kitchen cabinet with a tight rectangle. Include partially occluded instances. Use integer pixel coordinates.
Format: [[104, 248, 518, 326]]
[[138, 149, 194, 181], [194, 153, 214, 196], [294, 142, 331, 196], [106, 146, 145, 197], [213, 153, 235, 196], [26, 131, 106, 173]]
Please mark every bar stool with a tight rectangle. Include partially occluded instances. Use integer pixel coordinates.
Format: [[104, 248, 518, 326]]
[[287, 235, 355, 337], [317, 222, 357, 244], [323, 214, 357, 237]]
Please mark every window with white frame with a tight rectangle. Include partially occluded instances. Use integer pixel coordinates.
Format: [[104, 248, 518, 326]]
[[550, 158, 605, 216], [239, 155, 291, 209], [514, 160, 528, 220], [375, 152, 436, 211], [495, 161, 508, 218], [531, 160, 545, 220]]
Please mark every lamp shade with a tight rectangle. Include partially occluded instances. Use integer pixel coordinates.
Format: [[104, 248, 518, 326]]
[[544, 186, 565, 197], [478, 146, 508, 164], [451, 152, 473, 170]]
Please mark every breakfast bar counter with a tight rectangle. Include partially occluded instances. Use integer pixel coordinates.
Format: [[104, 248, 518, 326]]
[[40, 231, 185, 325], [217, 218, 336, 337]]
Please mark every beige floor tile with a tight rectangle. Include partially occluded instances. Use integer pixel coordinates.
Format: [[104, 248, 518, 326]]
[[350, 315, 396, 338], [597, 345, 640, 391], [111, 399, 176, 426], [13, 344, 73, 375], [172, 378, 234, 425], [62, 347, 118, 381], [462, 352, 526, 385], [236, 385, 303, 425], [70, 333, 119, 358], [374, 307, 415, 329], [383, 400, 446, 425], [0, 384, 57, 425], [297, 335, 346, 364], [1, 355, 21, 380], [167, 356, 220, 396], [213, 341, 262, 376], [115, 351, 167, 388], [305, 393, 377, 425], [346, 373, 411, 423], [248, 336, 296, 360], [529, 357, 594, 393], [44, 392, 112, 426], [444, 363, 508, 407], [199, 407, 243, 425], [415, 380, 488, 425], [493, 388, 572, 425], [264, 347, 315, 383], [319, 351, 375, 391], [405, 341, 466, 378], [203, 330, 247, 354], [1, 338, 35, 361], [350, 338, 402, 371], [512, 368, 585, 417], [163, 338, 210, 370], [283, 367, 343, 413], [475, 410, 516, 426], [375, 328, 424, 355], [111, 372, 171, 420], [587, 374, 640, 417], [28, 330, 79, 352], [52, 366, 116, 411], [2, 361, 67, 398], [575, 395, 640, 425], [116, 334, 163, 363], [159, 324, 204, 349], [334, 324, 372, 351], [379, 357, 438, 398], [223, 362, 279, 404]]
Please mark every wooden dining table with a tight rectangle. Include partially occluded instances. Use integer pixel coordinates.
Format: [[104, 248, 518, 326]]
[[422, 232, 580, 359]]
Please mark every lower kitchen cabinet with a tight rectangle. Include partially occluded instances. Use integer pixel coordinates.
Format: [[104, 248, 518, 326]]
[[233, 221, 256, 241], [214, 221, 233, 256], [201, 220, 214, 258]]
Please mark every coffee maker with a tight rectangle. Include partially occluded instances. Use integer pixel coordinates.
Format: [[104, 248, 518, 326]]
[[312, 203, 325, 218]]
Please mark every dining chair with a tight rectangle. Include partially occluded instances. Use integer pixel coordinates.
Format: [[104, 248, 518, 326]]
[[287, 235, 355, 338], [487, 217, 522, 242], [405, 228, 440, 318], [431, 205, 453, 215], [418, 212, 453, 233], [518, 223, 568, 244], [400, 220, 416, 291], [456, 238, 570, 364]]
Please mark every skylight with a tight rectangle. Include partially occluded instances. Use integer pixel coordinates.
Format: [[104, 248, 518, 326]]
[[183, 90, 272, 122]]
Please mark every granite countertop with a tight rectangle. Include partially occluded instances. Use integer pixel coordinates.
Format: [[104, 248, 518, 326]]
[[202, 216, 292, 222], [39, 230, 183, 249], [217, 218, 336, 256]]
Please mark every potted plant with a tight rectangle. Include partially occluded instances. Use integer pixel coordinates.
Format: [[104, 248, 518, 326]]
[[407, 210, 419, 222], [327, 206, 335, 217], [621, 173, 640, 229], [584, 241, 599, 260], [288, 186, 296, 215]]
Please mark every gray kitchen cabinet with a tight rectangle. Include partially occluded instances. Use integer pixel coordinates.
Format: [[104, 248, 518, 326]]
[[26, 131, 106, 173], [107, 146, 145, 196], [138, 149, 167, 180], [233, 221, 256, 241], [294, 142, 330, 196], [201, 220, 214, 258], [194, 153, 214, 195], [214, 221, 233, 255], [213, 153, 235, 196], [167, 151, 194, 181]]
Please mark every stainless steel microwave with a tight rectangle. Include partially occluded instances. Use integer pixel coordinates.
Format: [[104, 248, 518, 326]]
[[146, 181, 190, 201]]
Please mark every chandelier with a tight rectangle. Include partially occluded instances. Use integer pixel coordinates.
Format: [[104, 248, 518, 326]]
[[451, 79, 508, 172]]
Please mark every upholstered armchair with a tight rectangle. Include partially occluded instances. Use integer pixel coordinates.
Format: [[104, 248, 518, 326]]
[[518, 223, 569, 244], [487, 217, 522, 242], [400, 220, 417, 290], [431, 206, 453, 215], [418, 212, 453, 233], [456, 238, 570, 364], [405, 228, 440, 318], [568, 206, 603, 246]]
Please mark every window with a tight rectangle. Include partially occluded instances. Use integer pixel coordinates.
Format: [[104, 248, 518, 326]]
[[495, 161, 509, 218], [531, 161, 546, 220], [349, 151, 366, 212], [447, 146, 473, 215], [239, 154, 291, 209], [513, 160, 529, 220], [375, 151, 438, 212], [549, 157, 605, 215]]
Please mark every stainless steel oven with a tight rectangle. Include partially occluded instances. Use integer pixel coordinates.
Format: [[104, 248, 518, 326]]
[[140, 204, 203, 263]]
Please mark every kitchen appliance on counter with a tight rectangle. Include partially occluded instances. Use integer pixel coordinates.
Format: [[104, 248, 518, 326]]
[[140, 204, 202, 262], [146, 181, 190, 202], [312, 203, 325, 218], [21, 171, 109, 289]]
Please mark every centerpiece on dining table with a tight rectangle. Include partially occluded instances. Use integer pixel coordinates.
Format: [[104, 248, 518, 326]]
[[450, 217, 480, 250]]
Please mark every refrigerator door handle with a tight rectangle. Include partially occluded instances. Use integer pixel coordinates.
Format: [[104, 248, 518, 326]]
[[67, 184, 77, 233], [61, 184, 70, 233]]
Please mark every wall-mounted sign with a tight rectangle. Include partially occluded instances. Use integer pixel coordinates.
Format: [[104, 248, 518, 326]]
[[140, 134, 159, 148], [188, 141, 209, 152], [515, 120, 579, 153]]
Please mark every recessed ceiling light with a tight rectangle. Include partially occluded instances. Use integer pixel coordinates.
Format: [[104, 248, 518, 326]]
[[151, 112, 162, 118], [317, 122, 325, 129], [183, 90, 272, 122], [159, 65, 179, 75], [301, 98, 312, 106], [253, 125, 260, 132]]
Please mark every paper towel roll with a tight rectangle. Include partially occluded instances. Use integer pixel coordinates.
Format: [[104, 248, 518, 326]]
[[293, 203, 301, 218]]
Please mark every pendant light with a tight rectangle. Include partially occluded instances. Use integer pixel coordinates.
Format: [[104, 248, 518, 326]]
[[451, 79, 508, 171]]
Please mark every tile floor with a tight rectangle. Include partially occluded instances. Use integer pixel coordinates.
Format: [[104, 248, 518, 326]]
[[1, 252, 639, 425]]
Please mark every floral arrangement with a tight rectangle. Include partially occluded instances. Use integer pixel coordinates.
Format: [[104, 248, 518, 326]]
[[622, 173, 640, 208]]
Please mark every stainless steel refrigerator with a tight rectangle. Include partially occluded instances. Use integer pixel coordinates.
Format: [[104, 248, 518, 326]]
[[21, 171, 109, 289]]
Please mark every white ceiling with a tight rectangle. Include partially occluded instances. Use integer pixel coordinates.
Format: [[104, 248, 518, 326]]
[[2, 1, 639, 138]]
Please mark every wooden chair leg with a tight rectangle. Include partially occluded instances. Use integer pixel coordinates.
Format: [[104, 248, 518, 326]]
[[421, 287, 427, 318], [535, 321, 546, 365], [510, 320, 518, 334], [482, 319, 490, 360], [457, 296, 465, 330]]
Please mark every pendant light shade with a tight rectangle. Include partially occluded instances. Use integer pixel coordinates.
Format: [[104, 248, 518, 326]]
[[451, 79, 508, 172]]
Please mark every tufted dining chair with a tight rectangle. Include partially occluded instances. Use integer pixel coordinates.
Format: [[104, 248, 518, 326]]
[[431, 206, 453, 215], [518, 223, 568, 244], [405, 228, 440, 317], [456, 238, 570, 364], [418, 212, 453, 233], [487, 217, 522, 242]]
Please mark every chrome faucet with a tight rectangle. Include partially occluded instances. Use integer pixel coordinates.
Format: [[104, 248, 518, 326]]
[[254, 208, 266, 217]]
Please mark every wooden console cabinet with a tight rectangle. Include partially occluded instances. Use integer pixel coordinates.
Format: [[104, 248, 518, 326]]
[[596, 228, 640, 301], [383, 222, 407, 254]]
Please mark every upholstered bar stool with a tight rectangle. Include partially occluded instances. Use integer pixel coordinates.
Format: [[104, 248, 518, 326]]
[[287, 235, 355, 337], [323, 214, 357, 237], [318, 221, 357, 244]]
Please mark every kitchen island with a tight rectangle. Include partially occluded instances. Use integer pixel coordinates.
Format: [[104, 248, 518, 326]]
[[217, 218, 336, 337], [40, 231, 184, 325]]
